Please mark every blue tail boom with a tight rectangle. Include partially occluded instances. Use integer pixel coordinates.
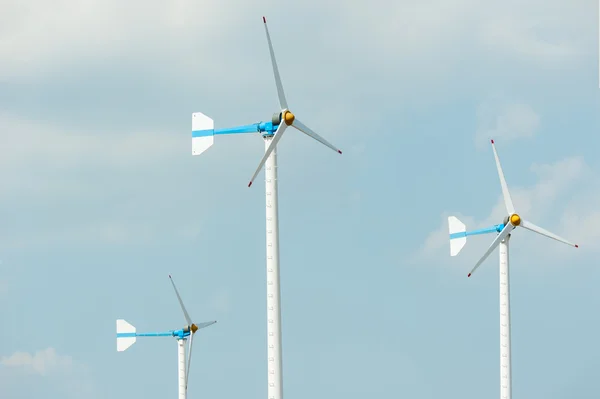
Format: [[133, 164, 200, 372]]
[[192, 111, 282, 156], [448, 215, 504, 256], [450, 225, 504, 240]]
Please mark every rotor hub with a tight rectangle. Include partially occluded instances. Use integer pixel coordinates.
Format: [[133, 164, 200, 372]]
[[509, 213, 521, 226], [283, 110, 295, 126], [191, 323, 198, 333]]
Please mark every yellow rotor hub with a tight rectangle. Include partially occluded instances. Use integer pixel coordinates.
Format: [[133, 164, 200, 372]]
[[509, 213, 521, 226], [283, 110, 295, 126], [191, 323, 198, 333]]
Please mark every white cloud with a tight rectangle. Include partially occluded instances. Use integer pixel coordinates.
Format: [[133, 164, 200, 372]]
[[476, 99, 541, 146], [415, 155, 597, 271], [1, 348, 96, 398], [1, 348, 73, 376], [0, 0, 592, 82], [0, 0, 244, 79], [483, 156, 587, 223]]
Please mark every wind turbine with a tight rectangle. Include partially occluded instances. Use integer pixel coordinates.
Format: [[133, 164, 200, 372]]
[[447, 139, 578, 399], [190, 16, 342, 399], [116, 275, 217, 399]]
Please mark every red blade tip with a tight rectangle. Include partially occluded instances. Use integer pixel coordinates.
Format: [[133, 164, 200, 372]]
[[248, 181, 253, 187], [338, 150, 342, 154], [491, 139, 494, 144], [467, 273, 472, 277], [262, 16, 266, 23], [575, 244, 579, 248]]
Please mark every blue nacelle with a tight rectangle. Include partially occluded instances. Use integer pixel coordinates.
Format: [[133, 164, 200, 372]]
[[172, 328, 191, 339], [258, 121, 278, 135]]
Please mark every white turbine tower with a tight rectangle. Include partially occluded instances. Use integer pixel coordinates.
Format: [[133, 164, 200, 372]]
[[190, 16, 342, 399], [116, 275, 217, 399], [448, 139, 579, 399]]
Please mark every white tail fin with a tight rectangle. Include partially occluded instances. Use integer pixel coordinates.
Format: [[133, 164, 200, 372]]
[[116, 319, 136, 352], [448, 216, 467, 256], [192, 112, 214, 155]]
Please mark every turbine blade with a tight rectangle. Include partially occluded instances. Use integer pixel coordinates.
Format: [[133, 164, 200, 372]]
[[248, 123, 288, 187], [292, 118, 342, 154], [468, 224, 514, 277], [491, 140, 515, 215], [521, 219, 579, 248], [185, 333, 194, 392], [262, 16, 288, 109], [195, 320, 217, 330], [169, 275, 192, 326]]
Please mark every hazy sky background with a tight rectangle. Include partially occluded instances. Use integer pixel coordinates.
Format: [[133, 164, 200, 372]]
[[1, 1, 599, 398]]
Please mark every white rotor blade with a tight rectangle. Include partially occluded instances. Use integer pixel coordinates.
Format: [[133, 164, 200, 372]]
[[292, 119, 342, 154], [185, 320, 215, 391], [491, 140, 515, 214], [262, 16, 288, 109], [521, 219, 579, 248], [169, 275, 192, 326], [195, 320, 217, 330], [248, 123, 288, 187], [185, 333, 194, 392], [468, 224, 515, 277]]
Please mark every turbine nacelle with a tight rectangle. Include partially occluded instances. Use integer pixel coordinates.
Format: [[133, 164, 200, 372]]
[[270, 110, 295, 129], [505, 213, 521, 227], [182, 324, 199, 334]]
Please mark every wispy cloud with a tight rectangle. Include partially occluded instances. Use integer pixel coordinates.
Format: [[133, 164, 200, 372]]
[[0, 0, 249, 79], [1, 348, 95, 398], [1, 0, 592, 88], [1, 348, 73, 376]]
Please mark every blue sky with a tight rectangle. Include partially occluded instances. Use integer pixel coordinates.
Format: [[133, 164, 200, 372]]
[[0, 0, 599, 398]]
